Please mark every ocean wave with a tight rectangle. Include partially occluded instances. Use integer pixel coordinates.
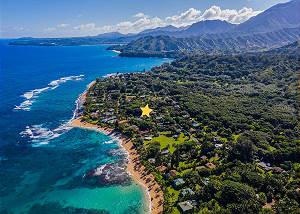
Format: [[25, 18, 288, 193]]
[[103, 139, 118, 144], [14, 75, 84, 111], [85, 162, 129, 185], [102, 73, 118, 78], [20, 123, 72, 146]]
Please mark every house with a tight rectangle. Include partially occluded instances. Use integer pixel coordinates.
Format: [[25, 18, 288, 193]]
[[214, 144, 223, 148], [180, 154, 188, 159], [200, 155, 207, 161], [181, 188, 195, 197], [90, 112, 99, 120], [157, 165, 168, 173], [148, 158, 156, 164], [144, 136, 153, 140], [105, 111, 114, 116], [272, 166, 285, 173], [177, 201, 194, 213], [172, 134, 179, 138], [258, 162, 272, 171], [165, 170, 177, 179], [213, 137, 221, 142], [201, 177, 209, 186], [205, 162, 216, 169], [192, 122, 199, 127], [182, 114, 190, 119], [161, 149, 170, 155], [173, 178, 185, 188], [107, 119, 117, 124], [129, 125, 139, 131], [196, 166, 206, 171]]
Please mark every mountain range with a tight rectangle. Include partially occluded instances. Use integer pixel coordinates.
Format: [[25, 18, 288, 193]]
[[10, 0, 300, 55]]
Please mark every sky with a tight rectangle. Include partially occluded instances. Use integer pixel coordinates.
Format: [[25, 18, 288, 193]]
[[0, 0, 290, 38]]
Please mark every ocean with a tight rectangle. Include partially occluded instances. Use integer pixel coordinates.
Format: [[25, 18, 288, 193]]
[[0, 40, 170, 214]]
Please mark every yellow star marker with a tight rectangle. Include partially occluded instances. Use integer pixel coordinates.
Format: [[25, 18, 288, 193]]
[[140, 104, 153, 117]]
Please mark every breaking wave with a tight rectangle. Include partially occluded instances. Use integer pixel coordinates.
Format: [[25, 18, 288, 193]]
[[20, 123, 72, 147], [14, 75, 84, 111], [84, 162, 130, 185], [102, 73, 118, 78]]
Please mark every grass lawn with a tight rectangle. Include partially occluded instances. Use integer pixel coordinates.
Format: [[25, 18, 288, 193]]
[[232, 134, 241, 142], [145, 133, 188, 153]]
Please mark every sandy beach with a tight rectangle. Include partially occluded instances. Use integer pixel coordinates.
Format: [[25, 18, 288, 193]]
[[70, 118, 164, 214]]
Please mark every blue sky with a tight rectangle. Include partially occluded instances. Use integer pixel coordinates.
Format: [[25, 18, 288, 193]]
[[1, 0, 289, 38]]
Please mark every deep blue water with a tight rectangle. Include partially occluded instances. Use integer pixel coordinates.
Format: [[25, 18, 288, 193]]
[[0, 40, 170, 214]]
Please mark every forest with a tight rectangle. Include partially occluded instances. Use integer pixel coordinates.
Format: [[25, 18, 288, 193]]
[[82, 42, 300, 213]]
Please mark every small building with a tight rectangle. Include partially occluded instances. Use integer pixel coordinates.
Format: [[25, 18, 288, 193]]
[[161, 149, 170, 155], [157, 165, 168, 173], [213, 137, 221, 142], [258, 162, 272, 171], [107, 119, 117, 124], [148, 158, 156, 164], [105, 111, 114, 116], [180, 154, 188, 159], [90, 112, 99, 120], [201, 177, 209, 186], [177, 201, 194, 213], [181, 188, 195, 197], [182, 114, 190, 119], [200, 155, 207, 161], [196, 166, 206, 171], [173, 178, 185, 188], [215, 144, 223, 148], [192, 122, 199, 127], [165, 170, 177, 179], [144, 136, 153, 140], [205, 162, 216, 169], [272, 166, 285, 173], [130, 125, 139, 131]]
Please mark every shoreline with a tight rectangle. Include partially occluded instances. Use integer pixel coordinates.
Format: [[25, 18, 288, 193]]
[[70, 118, 164, 214]]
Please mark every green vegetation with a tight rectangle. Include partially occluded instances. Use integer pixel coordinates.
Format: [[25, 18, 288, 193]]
[[83, 42, 300, 213], [145, 133, 187, 153]]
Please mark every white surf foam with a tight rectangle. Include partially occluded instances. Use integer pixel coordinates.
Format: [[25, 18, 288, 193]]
[[14, 75, 84, 111], [102, 73, 118, 78], [19, 80, 94, 147], [103, 139, 118, 144], [111, 50, 121, 54], [93, 164, 108, 176], [20, 122, 73, 146]]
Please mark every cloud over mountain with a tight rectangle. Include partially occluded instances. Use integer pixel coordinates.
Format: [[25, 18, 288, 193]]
[[44, 5, 262, 36]]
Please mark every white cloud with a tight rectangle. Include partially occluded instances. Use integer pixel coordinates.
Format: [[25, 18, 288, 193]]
[[44, 27, 56, 32], [133, 13, 148, 18], [200, 6, 261, 24], [57, 23, 70, 28], [165, 8, 202, 26], [13, 27, 25, 31], [44, 6, 262, 36]]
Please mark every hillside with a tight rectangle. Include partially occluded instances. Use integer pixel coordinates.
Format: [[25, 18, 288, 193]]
[[114, 0, 300, 56], [176, 20, 235, 37], [9, 0, 300, 57], [83, 42, 300, 213], [117, 27, 300, 57], [235, 0, 300, 33]]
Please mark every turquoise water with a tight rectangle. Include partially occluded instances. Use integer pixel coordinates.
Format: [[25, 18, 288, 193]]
[[0, 40, 170, 214]]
